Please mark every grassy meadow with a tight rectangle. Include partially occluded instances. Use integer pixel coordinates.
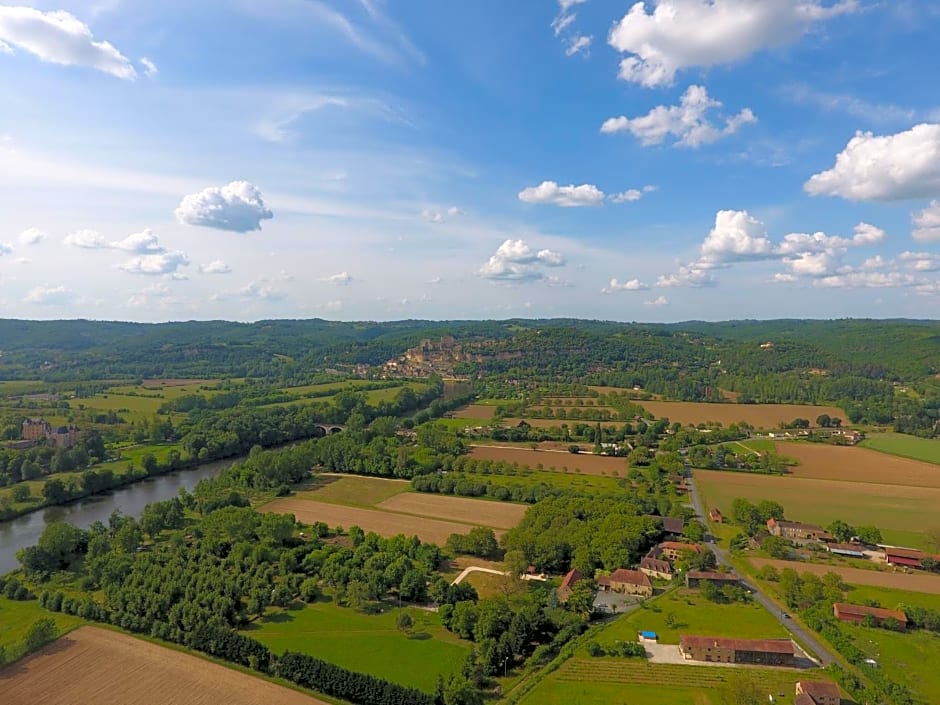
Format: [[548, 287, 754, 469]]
[[0, 596, 84, 663], [861, 433, 940, 465]]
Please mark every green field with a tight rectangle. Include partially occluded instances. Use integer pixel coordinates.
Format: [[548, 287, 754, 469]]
[[590, 588, 788, 648], [246, 601, 469, 692], [861, 433, 940, 466], [519, 659, 819, 705], [294, 475, 411, 507], [841, 584, 940, 613], [845, 623, 940, 705], [0, 596, 84, 663], [461, 467, 623, 492]]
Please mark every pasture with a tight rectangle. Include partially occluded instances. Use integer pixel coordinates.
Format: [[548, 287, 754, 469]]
[[592, 588, 788, 648], [845, 624, 940, 705], [518, 660, 819, 705], [776, 442, 940, 487], [0, 597, 83, 663], [453, 404, 496, 420], [468, 445, 628, 476], [748, 558, 940, 594], [0, 626, 330, 705], [841, 584, 940, 613], [376, 493, 526, 530], [636, 401, 845, 428], [248, 602, 467, 692], [860, 433, 940, 466], [294, 474, 411, 507], [694, 469, 939, 549], [261, 498, 503, 545]]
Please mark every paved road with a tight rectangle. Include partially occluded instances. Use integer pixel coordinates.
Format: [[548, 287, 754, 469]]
[[684, 462, 838, 667]]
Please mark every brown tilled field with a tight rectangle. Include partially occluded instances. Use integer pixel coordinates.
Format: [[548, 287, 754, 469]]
[[469, 445, 628, 476], [453, 404, 496, 419], [637, 401, 845, 428], [0, 626, 329, 705], [748, 558, 940, 594], [142, 378, 212, 388], [376, 493, 527, 530], [776, 442, 940, 488], [262, 498, 503, 544]]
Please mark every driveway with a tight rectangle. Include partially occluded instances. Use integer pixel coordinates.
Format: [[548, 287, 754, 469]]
[[684, 461, 838, 667]]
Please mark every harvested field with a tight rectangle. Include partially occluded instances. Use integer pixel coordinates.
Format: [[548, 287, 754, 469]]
[[749, 558, 940, 594], [469, 445, 628, 476], [262, 498, 502, 545], [637, 401, 844, 428], [0, 626, 329, 705], [296, 474, 411, 507], [777, 442, 940, 488], [694, 469, 939, 549], [376, 493, 526, 530], [453, 404, 496, 420], [502, 417, 572, 428]]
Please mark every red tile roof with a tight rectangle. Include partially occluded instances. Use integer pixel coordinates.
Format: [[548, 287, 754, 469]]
[[679, 635, 794, 654], [833, 602, 908, 623], [559, 568, 582, 590], [607, 568, 652, 587], [640, 557, 672, 573], [797, 680, 841, 700], [660, 541, 702, 553]]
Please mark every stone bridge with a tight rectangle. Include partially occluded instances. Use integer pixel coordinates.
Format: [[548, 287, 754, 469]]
[[313, 424, 345, 436]]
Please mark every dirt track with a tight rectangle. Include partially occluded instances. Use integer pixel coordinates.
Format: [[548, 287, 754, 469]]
[[0, 626, 329, 705], [262, 498, 503, 544], [748, 558, 940, 593], [377, 493, 526, 530]]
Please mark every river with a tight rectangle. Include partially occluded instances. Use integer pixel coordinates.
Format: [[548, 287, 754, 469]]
[[0, 457, 237, 576]]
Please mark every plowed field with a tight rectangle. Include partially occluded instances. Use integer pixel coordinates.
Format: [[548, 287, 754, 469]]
[[262, 498, 503, 544], [469, 445, 628, 476], [376, 493, 526, 529], [776, 442, 940, 487], [0, 626, 329, 705], [637, 401, 844, 428]]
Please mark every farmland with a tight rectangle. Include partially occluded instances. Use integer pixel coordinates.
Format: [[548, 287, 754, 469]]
[[468, 445, 628, 476], [591, 588, 788, 648], [248, 602, 468, 692], [294, 474, 412, 507], [453, 404, 496, 420], [261, 497, 506, 544], [845, 624, 940, 705], [0, 596, 83, 663], [748, 558, 940, 594], [636, 401, 845, 428], [694, 468, 939, 549], [860, 433, 940, 466], [375, 493, 527, 530], [776, 441, 940, 487], [518, 660, 818, 705], [1, 626, 331, 705]]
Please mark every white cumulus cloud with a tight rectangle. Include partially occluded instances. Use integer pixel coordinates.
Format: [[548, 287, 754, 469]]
[[601, 85, 756, 148], [63, 229, 106, 248], [24, 284, 73, 305], [199, 260, 231, 274], [321, 271, 353, 285], [175, 181, 274, 232], [899, 251, 940, 272], [19, 227, 46, 245], [912, 201, 940, 242], [479, 239, 567, 283], [117, 250, 189, 276], [518, 180, 605, 207], [565, 35, 592, 56], [608, 0, 859, 88], [609, 186, 656, 203], [0, 6, 136, 79], [701, 210, 774, 262], [421, 206, 463, 223], [644, 295, 669, 306], [109, 228, 164, 253], [602, 278, 649, 293], [805, 124, 940, 201]]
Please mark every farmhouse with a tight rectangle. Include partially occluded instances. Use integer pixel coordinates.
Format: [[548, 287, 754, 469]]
[[796, 680, 841, 705], [883, 546, 940, 569], [657, 541, 703, 562], [826, 543, 866, 559], [678, 635, 794, 667], [645, 515, 685, 536], [558, 568, 583, 602], [639, 555, 674, 581], [709, 508, 723, 523], [597, 568, 653, 597], [833, 603, 908, 629], [767, 518, 830, 544], [685, 570, 739, 588]]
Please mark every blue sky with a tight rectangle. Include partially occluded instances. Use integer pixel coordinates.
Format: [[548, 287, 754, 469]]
[[1, 0, 939, 322]]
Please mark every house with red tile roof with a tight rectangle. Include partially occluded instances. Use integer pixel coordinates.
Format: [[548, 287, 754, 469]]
[[833, 602, 907, 629], [557, 568, 582, 603], [678, 635, 794, 666], [597, 568, 652, 597], [796, 680, 841, 705]]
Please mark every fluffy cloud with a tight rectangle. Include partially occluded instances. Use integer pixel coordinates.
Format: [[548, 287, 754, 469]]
[[644, 296, 669, 306], [19, 227, 46, 245], [601, 85, 756, 148], [117, 250, 189, 276], [63, 229, 106, 249], [24, 284, 73, 305], [321, 271, 353, 285], [700, 210, 774, 262], [237, 280, 286, 301], [816, 271, 917, 289], [565, 35, 592, 57], [421, 206, 462, 223], [0, 6, 136, 79], [199, 260, 231, 274], [110, 228, 164, 253], [852, 222, 887, 245], [656, 262, 717, 288], [602, 277, 649, 293], [479, 239, 566, 283], [912, 201, 940, 242], [608, 0, 859, 87], [175, 181, 274, 232], [899, 251, 940, 272], [805, 124, 940, 201], [518, 180, 605, 207]]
